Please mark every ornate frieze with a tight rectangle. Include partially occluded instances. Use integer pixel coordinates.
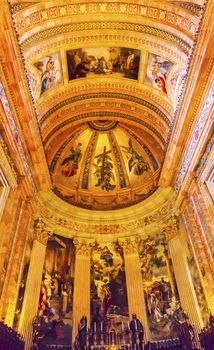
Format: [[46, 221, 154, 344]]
[[13, 3, 197, 38]]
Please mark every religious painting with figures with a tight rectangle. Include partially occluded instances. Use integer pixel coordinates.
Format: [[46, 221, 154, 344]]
[[67, 47, 140, 81], [145, 53, 174, 95], [90, 242, 129, 333], [35, 235, 74, 347], [139, 235, 184, 341]]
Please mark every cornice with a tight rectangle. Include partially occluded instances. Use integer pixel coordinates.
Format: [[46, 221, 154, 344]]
[[36, 187, 176, 236]]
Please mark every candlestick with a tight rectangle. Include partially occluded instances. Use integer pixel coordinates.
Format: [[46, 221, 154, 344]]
[[122, 321, 124, 332], [101, 321, 103, 332], [94, 322, 96, 333]]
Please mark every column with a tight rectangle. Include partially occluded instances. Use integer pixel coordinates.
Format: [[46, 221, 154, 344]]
[[119, 238, 150, 342], [182, 197, 214, 311], [18, 219, 51, 350], [162, 216, 204, 331], [2, 199, 32, 326], [72, 238, 93, 342]]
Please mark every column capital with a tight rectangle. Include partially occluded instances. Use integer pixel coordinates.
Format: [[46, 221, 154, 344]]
[[34, 218, 52, 246], [73, 238, 95, 256], [161, 215, 179, 241], [118, 237, 140, 255]]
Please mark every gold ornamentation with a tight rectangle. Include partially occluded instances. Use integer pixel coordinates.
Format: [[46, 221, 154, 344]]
[[73, 238, 94, 256], [119, 238, 139, 255], [161, 215, 179, 241], [34, 218, 52, 245]]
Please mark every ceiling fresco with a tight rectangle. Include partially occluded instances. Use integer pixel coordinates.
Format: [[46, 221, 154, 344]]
[[7, 0, 205, 210]]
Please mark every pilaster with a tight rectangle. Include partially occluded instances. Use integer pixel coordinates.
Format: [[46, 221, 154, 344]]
[[18, 219, 51, 350], [72, 238, 94, 342], [2, 199, 32, 326], [162, 215, 204, 331], [182, 196, 214, 311], [119, 237, 149, 342]]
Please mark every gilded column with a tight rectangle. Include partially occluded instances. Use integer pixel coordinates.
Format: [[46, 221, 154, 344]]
[[18, 219, 50, 350], [72, 238, 93, 342], [162, 216, 203, 331], [182, 197, 214, 311], [119, 238, 150, 342]]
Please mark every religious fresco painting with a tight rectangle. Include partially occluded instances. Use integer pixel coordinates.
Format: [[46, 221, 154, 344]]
[[35, 235, 74, 347], [139, 235, 183, 341], [186, 240, 209, 324], [146, 53, 174, 95], [90, 243, 129, 332], [33, 53, 62, 98], [120, 138, 151, 177], [93, 146, 116, 192], [61, 142, 82, 177], [67, 47, 140, 81]]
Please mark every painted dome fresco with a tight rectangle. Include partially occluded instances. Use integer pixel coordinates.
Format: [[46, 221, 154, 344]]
[[48, 119, 162, 210], [8, 0, 203, 210]]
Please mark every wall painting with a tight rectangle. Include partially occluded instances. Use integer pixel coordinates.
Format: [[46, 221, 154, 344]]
[[139, 235, 183, 340], [146, 53, 174, 95], [90, 243, 129, 334], [67, 47, 140, 81]]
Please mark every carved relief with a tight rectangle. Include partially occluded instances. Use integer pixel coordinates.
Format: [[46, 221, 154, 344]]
[[34, 218, 52, 245], [161, 215, 179, 241], [73, 238, 95, 256], [119, 238, 139, 255]]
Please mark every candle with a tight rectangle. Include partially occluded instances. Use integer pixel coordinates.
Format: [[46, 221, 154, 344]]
[[128, 322, 130, 331], [94, 322, 96, 333], [134, 319, 137, 331], [122, 321, 124, 331], [101, 321, 103, 332]]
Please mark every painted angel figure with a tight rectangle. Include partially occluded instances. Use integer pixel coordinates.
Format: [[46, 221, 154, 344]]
[[121, 138, 150, 176], [61, 143, 82, 177]]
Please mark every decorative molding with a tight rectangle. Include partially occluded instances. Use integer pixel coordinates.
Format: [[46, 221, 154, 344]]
[[37, 190, 176, 235], [170, 1, 202, 17], [196, 132, 214, 178], [13, 3, 197, 38], [73, 238, 94, 256], [20, 21, 192, 56], [43, 111, 166, 146], [34, 218, 52, 245], [40, 92, 171, 127]]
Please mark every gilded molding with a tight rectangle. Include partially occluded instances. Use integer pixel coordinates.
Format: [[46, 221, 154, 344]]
[[14, 3, 197, 38], [21, 22, 191, 55], [73, 238, 94, 256], [34, 218, 52, 245], [37, 190, 176, 235]]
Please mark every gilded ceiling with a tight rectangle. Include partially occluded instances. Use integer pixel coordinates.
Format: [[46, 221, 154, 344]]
[[8, 0, 205, 210]]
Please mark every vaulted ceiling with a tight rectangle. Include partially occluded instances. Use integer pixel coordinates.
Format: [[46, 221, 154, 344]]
[[2, 0, 210, 212]]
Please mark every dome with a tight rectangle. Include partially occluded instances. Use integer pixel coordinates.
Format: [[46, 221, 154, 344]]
[[49, 119, 162, 210]]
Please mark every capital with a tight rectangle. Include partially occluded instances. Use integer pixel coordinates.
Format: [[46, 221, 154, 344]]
[[161, 215, 179, 241], [118, 237, 140, 255], [73, 238, 95, 256], [34, 218, 52, 245]]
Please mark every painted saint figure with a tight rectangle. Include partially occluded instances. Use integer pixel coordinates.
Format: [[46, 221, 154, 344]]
[[61, 143, 82, 177], [121, 138, 150, 176]]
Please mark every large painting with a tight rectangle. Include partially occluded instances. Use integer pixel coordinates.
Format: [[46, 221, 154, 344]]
[[139, 235, 181, 340], [33, 53, 62, 97], [146, 53, 174, 95], [90, 243, 129, 332], [36, 235, 74, 347], [67, 47, 140, 81]]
